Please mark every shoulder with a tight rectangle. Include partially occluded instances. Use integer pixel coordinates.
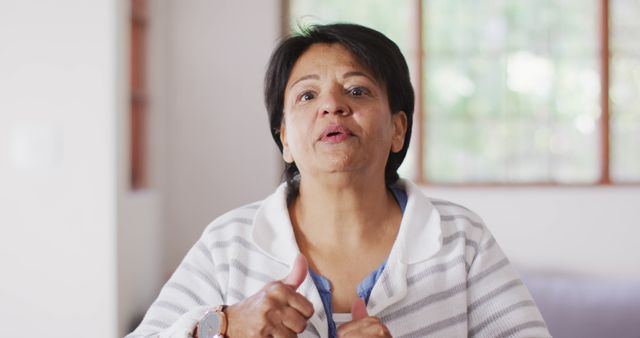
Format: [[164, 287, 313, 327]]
[[429, 198, 484, 229], [401, 179, 492, 258], [400, 179, 487, 234], [191, 199, 275, 270], [430, 197, 489, 241], [397, 179, 493, 263], [200, 200, 265, 240]]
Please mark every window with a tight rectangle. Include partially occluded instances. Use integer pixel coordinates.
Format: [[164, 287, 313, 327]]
[[288, 0, 640, 184]]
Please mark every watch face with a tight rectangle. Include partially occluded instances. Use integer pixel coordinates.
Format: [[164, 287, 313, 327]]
[[198, 311, 221, 338]]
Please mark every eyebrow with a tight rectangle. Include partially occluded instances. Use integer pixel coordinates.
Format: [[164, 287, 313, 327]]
[[288, 71, 377, 90], [288, 74, 320, 89], [342, 71, 376, 83]]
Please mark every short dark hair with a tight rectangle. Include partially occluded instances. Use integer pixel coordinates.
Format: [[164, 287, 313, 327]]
[[264, 23, 414, 200]]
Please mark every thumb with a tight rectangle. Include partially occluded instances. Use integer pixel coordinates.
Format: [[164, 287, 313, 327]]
[[281, 254, 308, 289], [351, 298, 368, 321]]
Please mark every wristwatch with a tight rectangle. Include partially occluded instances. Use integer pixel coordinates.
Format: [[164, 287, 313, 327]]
[[197, 305, 228, 338]]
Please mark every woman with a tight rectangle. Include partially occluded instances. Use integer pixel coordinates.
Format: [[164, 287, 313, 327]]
[[127, 24, 550, 338]]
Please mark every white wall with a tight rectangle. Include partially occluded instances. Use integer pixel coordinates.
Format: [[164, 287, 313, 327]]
[[161, 0, 282, 274], [0, 1, 120, 337], [425, 186, 640, 279]]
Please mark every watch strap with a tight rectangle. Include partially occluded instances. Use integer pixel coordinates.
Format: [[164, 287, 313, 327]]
[[214, 305, 228, 337]]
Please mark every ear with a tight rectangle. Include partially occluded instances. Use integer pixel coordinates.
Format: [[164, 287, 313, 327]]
[[279, 122, 294, 163], [391, 111, 408, 153]]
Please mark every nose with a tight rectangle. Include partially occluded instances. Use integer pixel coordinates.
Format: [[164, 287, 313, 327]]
[[318, 88, 351, 116]]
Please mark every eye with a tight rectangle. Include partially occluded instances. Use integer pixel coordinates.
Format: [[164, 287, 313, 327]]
[[299, 91, 315, 102], [348, 86, 369, 97]]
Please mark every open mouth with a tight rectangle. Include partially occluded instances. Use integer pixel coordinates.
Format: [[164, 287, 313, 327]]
[[320, 125, 353, 143]]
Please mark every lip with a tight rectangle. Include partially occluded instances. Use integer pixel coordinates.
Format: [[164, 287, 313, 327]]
[[319, 124, 354, 143]]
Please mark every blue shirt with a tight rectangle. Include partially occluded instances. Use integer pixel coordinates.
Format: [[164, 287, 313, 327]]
[[308, 187, 407, 337]]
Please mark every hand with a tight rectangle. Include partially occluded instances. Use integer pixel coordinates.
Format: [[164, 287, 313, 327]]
[[337, 298, 392, 338], [225, 254, 314, 337]]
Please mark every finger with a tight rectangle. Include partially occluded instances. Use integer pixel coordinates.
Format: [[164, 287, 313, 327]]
[[281, 254, 308, 289], [351, 298, 368, 321], [280, 307, 309, 333], [263, 281, 314, 318], [268, 321, 298, 338], [337, 317, 386, 337], [285, 289, 315, 318], [337, 317, 367, 336], [337, 318, 366, 337]]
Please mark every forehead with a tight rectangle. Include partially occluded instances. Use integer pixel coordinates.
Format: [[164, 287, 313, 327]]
[[288, 43, 375, 82]]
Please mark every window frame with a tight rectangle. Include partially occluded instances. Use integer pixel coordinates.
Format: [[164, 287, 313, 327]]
[[130, 0, 148, 190]]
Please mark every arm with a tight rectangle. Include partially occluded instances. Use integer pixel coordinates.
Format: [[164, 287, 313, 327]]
[[466, 227, 552, 338], [125, 246, 314, 338], [125, 240, 224, 338]]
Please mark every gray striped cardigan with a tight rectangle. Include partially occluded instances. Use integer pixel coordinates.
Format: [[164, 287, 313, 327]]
[[126, 179, 551, 338]]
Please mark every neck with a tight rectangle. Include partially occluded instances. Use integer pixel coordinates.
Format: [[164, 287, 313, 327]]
[[289, 173, 400, 250]]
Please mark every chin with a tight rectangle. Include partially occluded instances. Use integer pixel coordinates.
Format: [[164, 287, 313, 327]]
[[321, 157, 370, 176], [325, 154, 356, 170]]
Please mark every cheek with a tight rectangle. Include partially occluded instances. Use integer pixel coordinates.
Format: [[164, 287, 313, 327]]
[[283, 116, 311, 151], [357, 113, 394, 144]]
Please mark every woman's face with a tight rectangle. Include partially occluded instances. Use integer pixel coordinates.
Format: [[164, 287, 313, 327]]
[[280, 43, 407, 181]]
